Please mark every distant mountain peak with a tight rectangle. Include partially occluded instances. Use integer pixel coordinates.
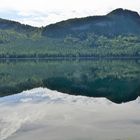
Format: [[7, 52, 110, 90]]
[[108, 8, 140, 18]]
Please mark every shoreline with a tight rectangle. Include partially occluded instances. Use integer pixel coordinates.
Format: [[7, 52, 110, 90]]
[[0, 56, 140, 61]]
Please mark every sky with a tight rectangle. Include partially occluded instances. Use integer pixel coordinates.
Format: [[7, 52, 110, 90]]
[[0, 0, 140, 27]]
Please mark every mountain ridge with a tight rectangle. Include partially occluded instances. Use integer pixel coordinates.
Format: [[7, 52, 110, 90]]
[[0, 8, 140, 29], [107, 8, 140, 17], [0, 8, 140, 58], [42, 8, 140, 38]]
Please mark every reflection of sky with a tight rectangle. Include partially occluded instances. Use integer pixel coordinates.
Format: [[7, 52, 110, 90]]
[[0, 88, 140, 140]]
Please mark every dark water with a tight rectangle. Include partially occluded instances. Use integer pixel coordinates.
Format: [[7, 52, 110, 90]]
[[0, 59, 140, 103]]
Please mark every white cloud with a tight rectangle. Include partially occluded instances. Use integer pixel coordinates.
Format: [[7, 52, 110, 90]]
[[0, 0, 139, 26]]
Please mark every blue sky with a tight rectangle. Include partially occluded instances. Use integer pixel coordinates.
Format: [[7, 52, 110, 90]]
[[0, 0, 139, 27]]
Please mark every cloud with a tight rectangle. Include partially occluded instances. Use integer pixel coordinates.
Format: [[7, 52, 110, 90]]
[[0, 0, 140, 26], [0, 9, 102, 27]]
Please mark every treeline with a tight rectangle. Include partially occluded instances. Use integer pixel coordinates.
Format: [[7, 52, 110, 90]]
[[0, 29, 140, 58]]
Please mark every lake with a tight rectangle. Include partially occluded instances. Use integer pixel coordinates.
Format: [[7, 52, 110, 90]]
[[0, 59, 140, 140]]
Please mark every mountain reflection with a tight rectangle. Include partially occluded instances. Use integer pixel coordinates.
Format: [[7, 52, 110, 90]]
[[0, 59, 139, 103]]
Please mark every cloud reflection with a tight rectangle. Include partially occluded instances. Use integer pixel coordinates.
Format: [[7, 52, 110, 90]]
[[0, 88, 140, 140]]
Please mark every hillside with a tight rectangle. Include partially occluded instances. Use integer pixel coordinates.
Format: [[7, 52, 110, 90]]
[[42, 8, 140, 37], [0, 8, 140, 58]]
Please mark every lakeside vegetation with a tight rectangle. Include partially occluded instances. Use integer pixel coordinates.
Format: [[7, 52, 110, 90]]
[[0, 30, 140, 58]]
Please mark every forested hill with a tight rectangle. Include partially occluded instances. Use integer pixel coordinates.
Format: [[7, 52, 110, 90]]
[[0, 8, 140, 58], [0, 18, 38, 34], [42, 8, 140, 38]]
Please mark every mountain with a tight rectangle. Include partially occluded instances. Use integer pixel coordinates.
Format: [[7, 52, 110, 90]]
[[0, 8, 140, 58], [0, 18, 37, 33], [42, 8, 140, 38]]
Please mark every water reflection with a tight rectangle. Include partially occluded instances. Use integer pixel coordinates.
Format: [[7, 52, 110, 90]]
[[0, 88, 140, 140], [0, 59, 139, 103]]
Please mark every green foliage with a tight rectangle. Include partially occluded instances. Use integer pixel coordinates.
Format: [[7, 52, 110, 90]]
[[0, 32, 139, 58], [0, 8, 140, 58]]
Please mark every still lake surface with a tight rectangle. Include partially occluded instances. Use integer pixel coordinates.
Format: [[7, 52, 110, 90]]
[[0, 59, 140, 140]]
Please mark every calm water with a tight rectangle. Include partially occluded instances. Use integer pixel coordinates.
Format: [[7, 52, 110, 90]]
[[0, 59, 140, 140], [0, 59, 139, 103]]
